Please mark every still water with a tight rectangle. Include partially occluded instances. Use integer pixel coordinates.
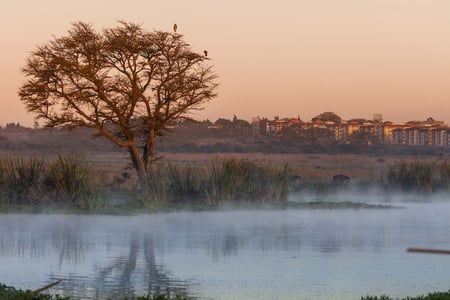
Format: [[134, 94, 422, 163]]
[[1, 200, 450, 299]]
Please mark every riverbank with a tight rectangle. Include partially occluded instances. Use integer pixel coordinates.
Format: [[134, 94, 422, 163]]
[[1, 152, 450, 213], [0, 200, 401, 215], [2, 283, 450, 300], [0, 283, 187, 300]]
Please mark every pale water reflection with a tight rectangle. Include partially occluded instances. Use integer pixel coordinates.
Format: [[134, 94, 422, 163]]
[[1, 201, 450, 299]]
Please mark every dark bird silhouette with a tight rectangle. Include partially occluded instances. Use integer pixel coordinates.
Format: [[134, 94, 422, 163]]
[[203, 50, 208, 57], [173, 23, 177, 32]]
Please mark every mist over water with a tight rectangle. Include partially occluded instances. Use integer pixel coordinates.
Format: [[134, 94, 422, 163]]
[[1, 197, 450, 299]]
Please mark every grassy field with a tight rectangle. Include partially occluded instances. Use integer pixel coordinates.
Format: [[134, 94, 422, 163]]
[[2, 149, 448, 187], [88, 151, 445, 183], [1, 149, 450, 210]]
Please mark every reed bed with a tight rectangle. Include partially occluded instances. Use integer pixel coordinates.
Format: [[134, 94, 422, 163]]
[[205, 157, 290, 204], [140, 158, 290, 206], [0, 154, 100, 208], [44, 153, 99, 209], [1, 156, 45, 205], [385, 159, 450, 193]]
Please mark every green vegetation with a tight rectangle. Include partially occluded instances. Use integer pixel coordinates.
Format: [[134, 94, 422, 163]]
[[0, 154, 101, 209], [0, 283, 69, 300], [138, 157, 290, 207], [3, 283, 450, 300], [0, 155, 291, 211], [205, 158, 289, 204], [3, 150, 450, 212], [386, 159, 450, 193], [0, 283, 188, 300], [361, 290, 450, 300]]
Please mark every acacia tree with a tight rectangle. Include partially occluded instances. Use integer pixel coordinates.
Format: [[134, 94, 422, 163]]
[[19, 22, 218, 188]]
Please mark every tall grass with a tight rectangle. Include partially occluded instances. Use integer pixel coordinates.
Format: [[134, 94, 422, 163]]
[[0, 154, 101, 209], [3, 156, 45, 204], [141, 158, 290, 206], [44, 153, 99, 209], [386, 159, 450, 193], [205, 158, 290, 204]]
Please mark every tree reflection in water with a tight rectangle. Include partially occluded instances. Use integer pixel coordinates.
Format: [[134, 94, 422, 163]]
[[92, 233, 189, 299], [51, 224, 86, 267], [208, 230, 239, 262], [0, 216, 190, 299]]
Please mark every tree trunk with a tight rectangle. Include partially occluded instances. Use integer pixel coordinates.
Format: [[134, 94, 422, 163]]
[[143, 129, 157, 169], [128, 142, 148, 190]]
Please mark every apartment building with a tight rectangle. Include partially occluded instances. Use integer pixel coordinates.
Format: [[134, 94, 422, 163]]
[[251, 115, 450, 148]]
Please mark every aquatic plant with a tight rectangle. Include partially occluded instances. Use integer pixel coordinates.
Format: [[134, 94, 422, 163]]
[[385, 159, 450, 193], [166, 163, 203, 199], [205, 157, 290, 204], [436, 159, 450, 190], [386, 160, 436, 193], [44, 153, 99, 209], [137, 158, 290, 206], [0, 154, 102, 209], [3, 156, 46, 204]]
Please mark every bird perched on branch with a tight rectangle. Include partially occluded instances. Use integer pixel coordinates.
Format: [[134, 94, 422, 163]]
[[204, 50, 208, 57], [173, 23, 177, 32]]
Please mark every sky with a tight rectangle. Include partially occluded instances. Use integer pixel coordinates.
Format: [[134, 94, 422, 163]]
[[1, 0, 450, 127]]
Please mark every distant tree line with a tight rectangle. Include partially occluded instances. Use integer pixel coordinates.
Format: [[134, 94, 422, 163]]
[[2, 116, 450, 156]]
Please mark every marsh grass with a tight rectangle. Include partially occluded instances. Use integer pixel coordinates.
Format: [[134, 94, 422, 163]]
[[0, 154, 102, 209], [139, 158, 290, 206], [205, 157, 290, 204], [3, 156, 45, 204], [44, 153, 100, 209], [386, 159, 450, 193]]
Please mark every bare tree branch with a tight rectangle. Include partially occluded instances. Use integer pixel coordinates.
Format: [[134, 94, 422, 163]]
[[19, 21, 218, 189]]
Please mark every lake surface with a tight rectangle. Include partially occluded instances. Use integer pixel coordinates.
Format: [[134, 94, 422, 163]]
[[1, 200, 450, 299]]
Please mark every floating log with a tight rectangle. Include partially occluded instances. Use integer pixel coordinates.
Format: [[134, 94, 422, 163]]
[[407, 247, 450, 255]]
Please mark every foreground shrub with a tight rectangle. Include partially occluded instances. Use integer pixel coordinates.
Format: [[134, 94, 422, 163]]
[[0, 283, 189, 300], [0, 283, 69, 300], [361, 290, 450, 300]]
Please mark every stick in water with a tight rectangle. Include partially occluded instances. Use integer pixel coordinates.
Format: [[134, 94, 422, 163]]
[[407, 247, 450, 255], [32, 279, 64, 294]]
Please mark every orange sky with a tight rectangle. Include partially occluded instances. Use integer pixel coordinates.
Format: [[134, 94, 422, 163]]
[[1, 0, 450, 126]]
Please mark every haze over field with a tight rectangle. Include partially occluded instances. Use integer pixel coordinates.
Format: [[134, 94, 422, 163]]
[[1, 0, 450, 126]]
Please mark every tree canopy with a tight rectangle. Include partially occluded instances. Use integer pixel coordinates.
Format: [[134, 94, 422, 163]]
[[312, 112, 342, 123], [19, 21, 218, 187]]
